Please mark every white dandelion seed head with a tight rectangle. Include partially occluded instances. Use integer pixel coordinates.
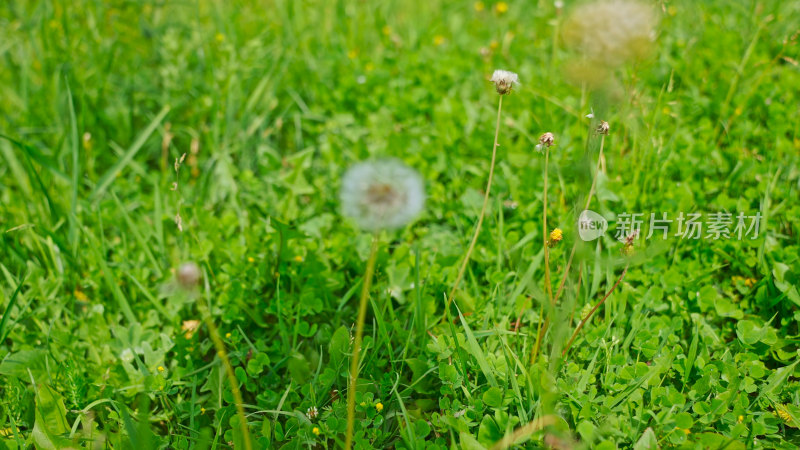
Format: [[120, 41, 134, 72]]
[[340, 159, 425, 232], [490, 69, 520, 95], [177, 262, 201, 289]]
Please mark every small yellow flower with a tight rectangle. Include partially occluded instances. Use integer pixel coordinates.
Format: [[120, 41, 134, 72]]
[[375, 402, 384, 412], [158, 366, 165, 372], [293, 255, 304, 262], [489, 40, 499, 50], [548, 228, 563, 246], [738, 415, 744, 423], [365, 62, 375, 72], [201, 407, 206, 415], [74, 289, 89, 302], [347, 49, 358, 59], [382, 25, 392, 36], [312, 427, 320, 436], [360, 402, 366, 407], [215, 33, 225, 43], [474, 1, 485, 12], [434, 35, 445, 46], [225, 333, 231, 338], [776, 405, 793, 425], [683, 428, 691, 435], [247, 256, 255, 263], [494, 2, 508, 14]]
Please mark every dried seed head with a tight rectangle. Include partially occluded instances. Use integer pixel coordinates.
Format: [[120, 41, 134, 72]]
[[177, 262, 201, 289], [539, 132, 555, 147], [490, 69, 520, 95], [596, 120, 610, 135], [621, 231, 637, 255]]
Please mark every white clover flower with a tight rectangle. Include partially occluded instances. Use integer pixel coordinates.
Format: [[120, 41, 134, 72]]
[[340, 159, 425, 232], [490, 69, 520, 95], [120, 348, 134, 363]]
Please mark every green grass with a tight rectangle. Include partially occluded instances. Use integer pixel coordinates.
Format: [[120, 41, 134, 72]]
[[1, 0, 800, 448]]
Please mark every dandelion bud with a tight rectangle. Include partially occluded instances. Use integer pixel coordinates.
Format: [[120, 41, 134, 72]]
[[177, 262, 201, 289], [539, 132, 555, 148], [596, 120, 610, 135], [548, 228, 563, 247], [621, 231, 637, 255], [340, 159, 425, 232], [490, 69, 519, 95]]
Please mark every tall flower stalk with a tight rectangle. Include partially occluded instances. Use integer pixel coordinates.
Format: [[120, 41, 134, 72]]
[[554, 120, 609, 305], [528, 120, 609, 363], [202, 313, 253, 450], [530, 133, 555, 364], [344, 234, 379, 450], [176, 262, 253, 450], [444, 70, 518, 317], [340, 159, 425, 450]]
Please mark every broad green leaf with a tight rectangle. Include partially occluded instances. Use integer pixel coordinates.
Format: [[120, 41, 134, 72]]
[[32, 384, 72, 450]]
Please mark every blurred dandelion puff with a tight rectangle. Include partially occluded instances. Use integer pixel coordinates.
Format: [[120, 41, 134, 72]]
[[340, 159, 425, 232], [563, 0, 657, 66], [177, 262, 201, 289]]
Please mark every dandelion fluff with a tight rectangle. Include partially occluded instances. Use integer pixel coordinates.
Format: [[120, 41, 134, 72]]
[[490, 69, 520, 95], [340, 159, 425, 231], [563, 0, 657, 66]]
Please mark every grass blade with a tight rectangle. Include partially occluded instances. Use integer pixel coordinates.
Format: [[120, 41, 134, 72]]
[[91, 105, 170, 200]]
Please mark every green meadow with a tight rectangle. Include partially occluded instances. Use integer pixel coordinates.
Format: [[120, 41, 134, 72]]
[[1, 0, 799, 448]]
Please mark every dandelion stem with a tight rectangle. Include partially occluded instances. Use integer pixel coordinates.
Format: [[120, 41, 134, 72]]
[[530, 145, 553, 364], [527, 132, 605, 363], [201, 312, 252, 450], [443, 95, 503, 318], [554, 133, 605, 305], [345, 233, 380, 450], [543, 145, 553, 304], [562, 264, 628, 358]]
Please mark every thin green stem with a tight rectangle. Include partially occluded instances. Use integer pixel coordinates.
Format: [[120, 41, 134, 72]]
[[531, 145, 552, 364], [543, 145, 552, 304], [528, 133, 606, 363], [553, 133, 606, 304], [562, 264, 628, 358], [202, 313, 252, 450], [345, 234, 380, 450], [443, 95, 504, 319]]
